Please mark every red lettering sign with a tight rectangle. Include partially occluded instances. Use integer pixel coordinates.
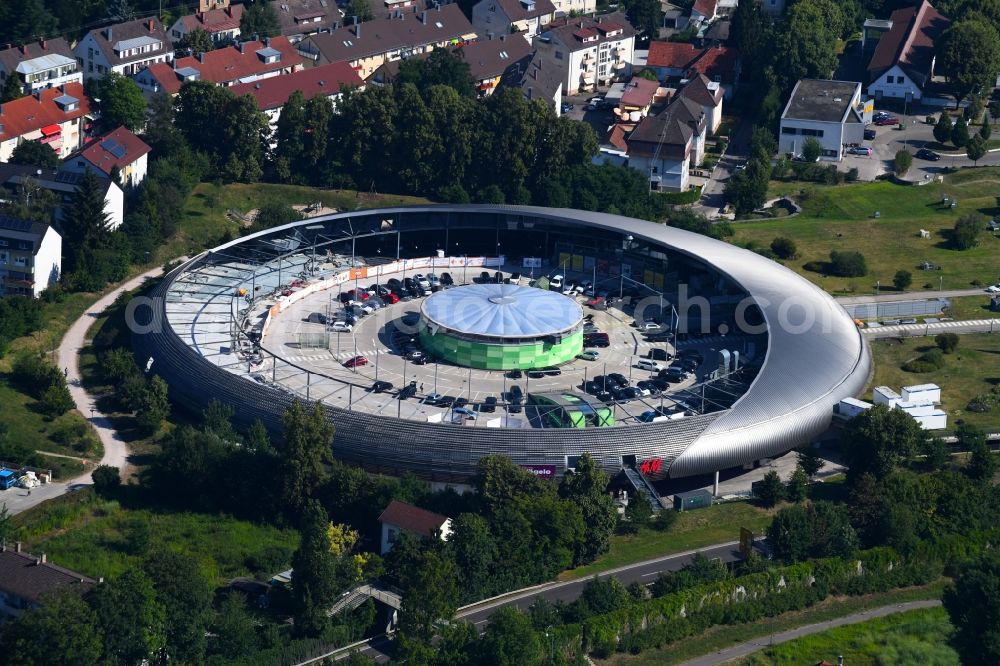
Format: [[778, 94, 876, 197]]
[[639, 458, 662, 475]]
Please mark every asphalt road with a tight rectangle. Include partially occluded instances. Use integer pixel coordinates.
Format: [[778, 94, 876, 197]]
[[331, 540, 743, 663], [674, 599, 943, 666]]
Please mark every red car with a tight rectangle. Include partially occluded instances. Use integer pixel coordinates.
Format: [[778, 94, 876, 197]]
[[383, 292, 400, 304], [343, 356, 368, 368], [874, 116, 899, 126]]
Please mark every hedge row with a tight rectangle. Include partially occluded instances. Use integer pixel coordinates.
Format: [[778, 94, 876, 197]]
[[581, 547, 951, 657]]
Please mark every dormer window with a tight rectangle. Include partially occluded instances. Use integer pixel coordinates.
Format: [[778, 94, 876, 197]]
[[256, 46, 282, 64], [521, 0, 536, 9], [53, 94, 79, 112]]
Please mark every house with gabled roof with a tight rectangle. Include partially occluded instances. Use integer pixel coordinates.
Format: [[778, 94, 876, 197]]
[[377, 500, 452, 554], [273, 0, 343, 41], [691, 0, 717, 23], [133, 37, 303, 96], [624, 80, 712, 192], [866, 0, 949, 102], [0, 163, 124, 232], [0, 216, 62, 298], [169, 0, 244, 45], [646, 41, 739, 99], [0, 544, 95, 615], [0, 83, 92, 163], [515, 50, 564, 114], [471, 0, 556, 43], [532, 13, 636, 95], [74, 17, 174, 80], [0, 39, 82, 96], [296, 5, 477, 80], [64, 126, 151, 188]]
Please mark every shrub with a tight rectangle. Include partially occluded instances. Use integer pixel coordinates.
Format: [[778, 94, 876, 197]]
[[770, 237, 798, 259], [935, 332, 960, 353], [39, 382, 74, 417], [952, 116, 970, 147], [803, 260, 826, 273], [846, 167, 859, 182], [902, 348, 946, 373], [893, 270, 913, 291], [829, 250, 867, 277], [934, 113, 953, 144], [952, 214, 983, 250], [92, 465, 121, 496], [802, 137, 822, 163], [894, 149, 913, 176]]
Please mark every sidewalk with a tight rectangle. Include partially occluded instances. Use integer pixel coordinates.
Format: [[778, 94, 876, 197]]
[[4, 261, 182, 516]]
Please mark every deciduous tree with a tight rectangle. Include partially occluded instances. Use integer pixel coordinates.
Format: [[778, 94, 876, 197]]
[[893, 269, 913, 291], [842, 404, 923, 480], [756, 469, 784, 508], [943, 553, 1000, 664], [967, 133, 987, 164], [937, 20, 1000, 102], [558, 452, 617, 563], [280, 400, 334, 512], [96, 73, 147, 132], [0, 590, 103, 666], [240, 0, 281, 37], [143, 549, 213, 664], [291, 500, 339, 635], [10, 139, 58, 168], [90, 568, 166, 666]]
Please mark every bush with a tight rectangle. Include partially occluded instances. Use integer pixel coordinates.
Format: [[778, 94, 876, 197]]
[[952, 116, 970, 147], [934, 114, 953, 144], [92, 465, 121, 496], [894, 150, 913, 176], [952, 214, 983, 250], [770, 237, 798, 259], [829, 250, 867, 277], [893, 270, 913, 291], [39, 382, 74, 417], [846, 167, 859, 182], [902, 348, 946, 373], [935, 332, 960, 353], [803, 260, 826, 273]]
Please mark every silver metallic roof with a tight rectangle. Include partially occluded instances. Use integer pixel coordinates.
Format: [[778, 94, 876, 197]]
[[420, 284, 582, 338]]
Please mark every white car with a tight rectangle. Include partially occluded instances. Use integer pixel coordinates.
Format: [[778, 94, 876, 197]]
[[427, 273, 440, 287], [330, 321, 353, 333], [577, 350, 600, 361], [986, 284, 1000, 293], [550, 274, 564, 290], [414, 274, 431, 289], [635, 359, 666, 372]]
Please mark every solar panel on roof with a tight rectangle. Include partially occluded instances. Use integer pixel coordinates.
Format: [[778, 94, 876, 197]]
[[0, 215, 33, 232], [101, 139, 127, 159]]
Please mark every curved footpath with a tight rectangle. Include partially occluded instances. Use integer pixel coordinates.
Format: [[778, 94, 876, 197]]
[[4, 261, 181, 516], [675, 599, 942, 666]]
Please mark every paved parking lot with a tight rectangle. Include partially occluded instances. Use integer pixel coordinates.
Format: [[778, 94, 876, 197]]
[[259, 268, 741, 427]]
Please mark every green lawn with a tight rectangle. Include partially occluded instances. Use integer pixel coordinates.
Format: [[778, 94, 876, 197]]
[[738, 170, 1000, 295], [871, 333, 1000, 432], [942, 295, 999, 321], [158, 182, 431, 262], [597, 581, 948, 666], [13, 488, 298, 583], [560, 502, 773, 580], [738, 605, 957, 666]]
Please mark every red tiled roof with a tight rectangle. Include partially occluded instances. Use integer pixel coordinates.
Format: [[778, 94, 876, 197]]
[[607, 123, 628, 151], [867, 0, 948, 78], [597, 21, 624, 33], [0, 82, 91, 143], [378, 500, 449, 537], [688, 45, 738, 83], [647, 41, 700, 69], [72, 126, 150, 175], [141, 37, 303, 94], [692, 0, 716, 17], [229, 62, 364, 110], [621, 77, 660, 108], [574, 28, 598, 39], [179, 4, 244, 34]]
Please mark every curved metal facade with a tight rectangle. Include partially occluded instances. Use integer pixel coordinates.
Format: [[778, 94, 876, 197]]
[[133, 205, 871, 480]]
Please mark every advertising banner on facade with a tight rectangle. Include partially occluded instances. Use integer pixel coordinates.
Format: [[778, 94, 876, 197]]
[[521, 464, 557, 479]]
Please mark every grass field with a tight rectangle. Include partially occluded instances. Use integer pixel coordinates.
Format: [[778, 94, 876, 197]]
[[158, 182, 431, 262], [870, 333, 1000, 432], [942, 295, 999, 321], [597, 581, 948, 666], [738, 605, 957, 666], [13, 488, 298, 583], [560, 501, 773, 580], [735, 169, 1000, 295]]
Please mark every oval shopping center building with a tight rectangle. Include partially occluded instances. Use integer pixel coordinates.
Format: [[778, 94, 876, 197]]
[[132, 205, 870, 482]]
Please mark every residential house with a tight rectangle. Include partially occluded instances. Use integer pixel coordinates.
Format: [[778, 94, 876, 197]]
[[607, 77, 662, 118], [134, 37, 304, 96], [0, 39, 82, 95], [0, 164, 124, 231], [374, 34, 533, 97], [660, 2, 690, 37], [779, 79, 870, 161], [645, 41, 739, 99], [532, 13, 636, 95], [272, 0, 344, 41], [169, 0, 244, 45], [377, 500, 452, 555], [515, 50, 564, 114], [230, 61, 364, 133], [680, 73, 723, 133], [74, 17, 174, 80], [866, 0, 948, 102], [625, 86, 708, 192], [0, 83, 92, 163], [64, 126, 151, 188], [471, 0, 556, 43], [691, 0, 717, 24], [0, 544, 95, 616], [0, 216, 62, 298], [296, 5, 477, 80], [551, 0, 595, 17]]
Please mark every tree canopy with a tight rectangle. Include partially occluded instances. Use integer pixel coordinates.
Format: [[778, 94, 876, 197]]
[[96, 72, 147, 132], [937, 20, 1000, 101]]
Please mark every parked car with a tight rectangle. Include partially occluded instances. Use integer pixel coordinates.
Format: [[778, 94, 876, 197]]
[[407, 350, 428, 365], [369, 380, 393, 393], [986, 284, 1000, 293], [608, 373, 629, 386], [383, 292, 400, 304], [453, 407, 477, 419], [440, 272, 454, 285], [305, 312, 328, 324], [343, 355, 368, 368], [847, 145, 872, 156], [647, 348, 672, 361], [423, 392, 444, 404], [561, 102, 573, 114], [506, 369, 523, 379], [330, 321, 353, 333], [635, 359, 666, 372], [479, 271, 491, 283], [916, 148, 941, 161], [478, 396, 498, 413], [874, 115, 899, 126], [397, 381, 418, 400], [427, 273, 440, 287], [864, 128, 877, 140], [542, 366, 561, 376], [637, 380, 660, 395], [549, 274, 564, 290], [414, 274, 430, 289], [577, 350, 600, 361]]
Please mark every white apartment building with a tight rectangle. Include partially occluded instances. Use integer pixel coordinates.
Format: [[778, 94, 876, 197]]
[[75, 17, 174, 80], [534, 13, 636, 95], [0, 39, 82, 94]]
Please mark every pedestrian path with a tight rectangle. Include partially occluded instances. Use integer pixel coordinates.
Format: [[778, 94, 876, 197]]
[[864, 318, 999, 336]]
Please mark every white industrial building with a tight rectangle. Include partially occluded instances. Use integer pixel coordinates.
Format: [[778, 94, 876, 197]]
[[873, 386, 902, 408], [872, 383, 946, 430], [837, 397, 873, 419], [902, 383, 941, 404], [779, 79, 872, 161]]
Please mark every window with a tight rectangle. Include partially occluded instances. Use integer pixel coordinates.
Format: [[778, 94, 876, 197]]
[[781, 126, 797, 135], [0, 252, 7, 263], [14, 256, 26, 267], [800, 128, 824, 137], [0, 239, 8, 247], [16, 241, 30, 250]]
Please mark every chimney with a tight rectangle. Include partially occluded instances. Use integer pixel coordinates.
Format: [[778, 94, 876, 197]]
[[39, 553, 47, 564], [240, 42, 246, 53], [148, 19, 155, 33], [421, 10, 426, 24], [15, 542, 22, 553], [356, 22, 361, 37], [226, 6, 233, 17], [265, 36, 271, 47], [19, 44, 27, 55], [105, 27, 112, 42], [197, 52, 205, 63], [40, 39, 47, 50]]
